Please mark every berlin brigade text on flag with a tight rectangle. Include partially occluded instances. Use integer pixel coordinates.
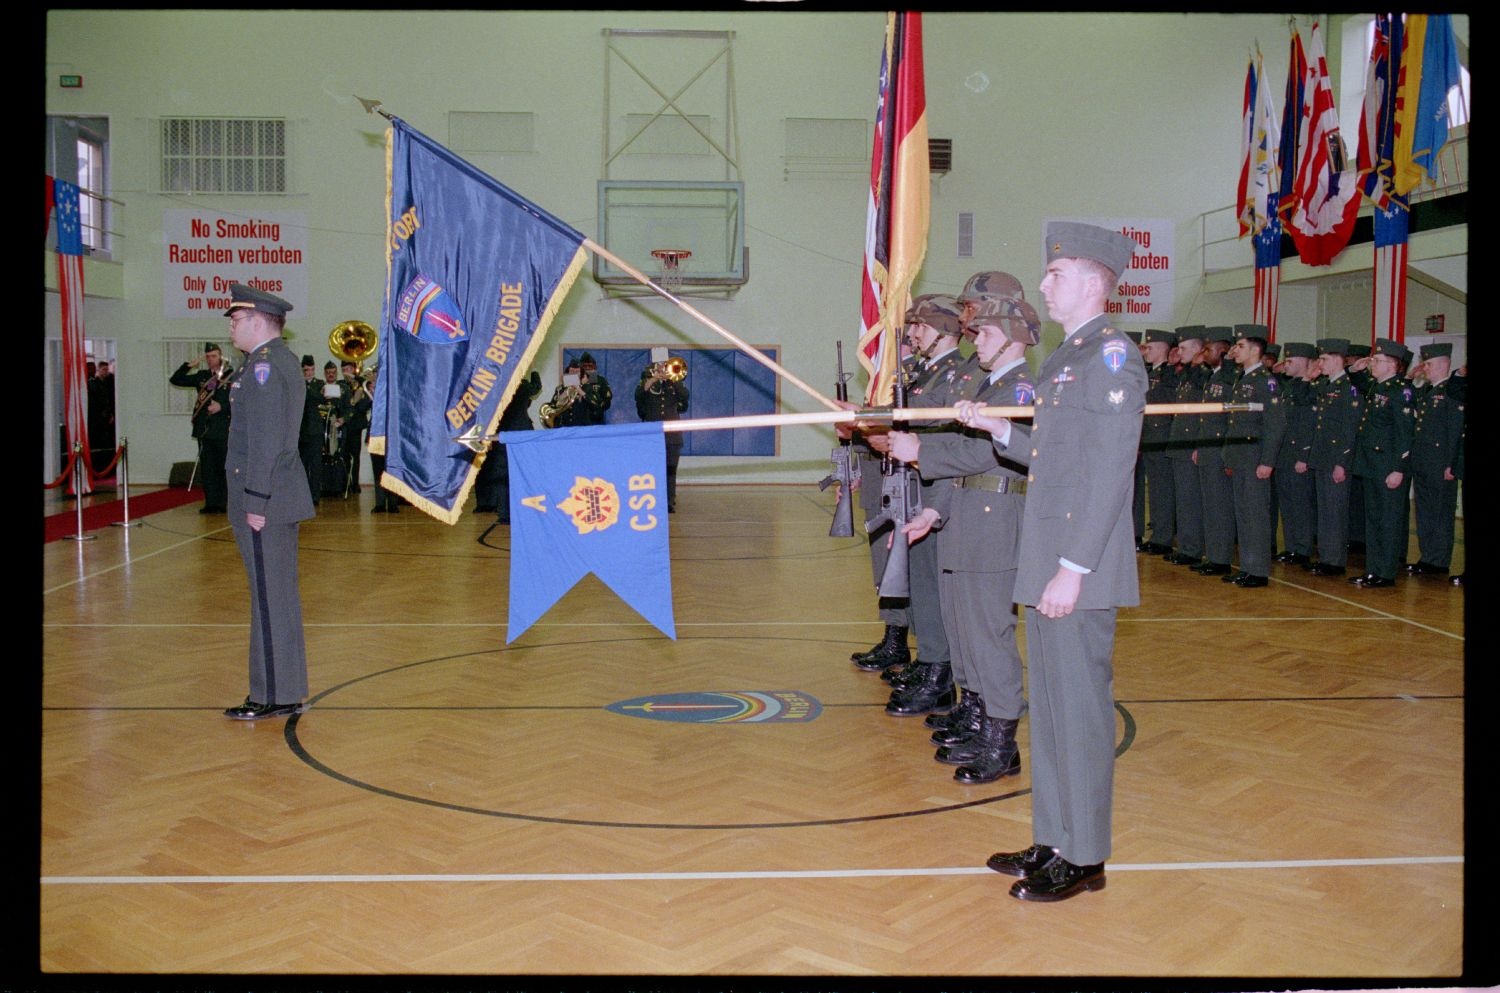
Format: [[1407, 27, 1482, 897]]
[[500, 422, 675, 642], [370, 117, 587, 523]]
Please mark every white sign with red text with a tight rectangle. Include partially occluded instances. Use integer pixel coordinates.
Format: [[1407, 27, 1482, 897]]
[[163, 209, 308, 319]]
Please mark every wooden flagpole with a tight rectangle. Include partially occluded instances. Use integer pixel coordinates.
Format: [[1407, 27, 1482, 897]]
[[655, 402, 1260, 433]]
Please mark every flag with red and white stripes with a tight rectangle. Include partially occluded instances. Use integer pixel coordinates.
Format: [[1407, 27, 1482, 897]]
[[51, 177, 93, 494], [858, 12, 929, 406], [1286, 22, 1360, 266], [1372, 199, 1409, 344], [1357, 14, 1409, 344]]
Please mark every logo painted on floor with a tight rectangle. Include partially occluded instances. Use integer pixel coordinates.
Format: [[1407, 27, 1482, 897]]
[[606, 691, 822, 724]]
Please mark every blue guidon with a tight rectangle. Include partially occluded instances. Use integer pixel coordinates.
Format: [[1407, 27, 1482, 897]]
[[606, 690, 822, 724]]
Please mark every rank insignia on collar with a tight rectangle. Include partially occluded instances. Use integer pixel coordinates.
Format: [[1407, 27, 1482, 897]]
[[1108, 389, 1124, 406], [254, 361, 271, 385]]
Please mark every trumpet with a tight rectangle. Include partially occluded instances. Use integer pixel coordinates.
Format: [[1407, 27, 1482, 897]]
[[645, 355, 688, 393]]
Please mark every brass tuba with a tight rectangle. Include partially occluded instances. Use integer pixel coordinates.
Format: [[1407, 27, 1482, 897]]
[[329, 320, 379, 374]]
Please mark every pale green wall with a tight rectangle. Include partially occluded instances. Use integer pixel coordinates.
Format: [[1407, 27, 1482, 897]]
[[49, 10, 1419, 486]]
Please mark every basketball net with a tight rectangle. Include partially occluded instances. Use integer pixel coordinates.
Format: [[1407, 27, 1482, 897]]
[[650, 248, 691, 296]]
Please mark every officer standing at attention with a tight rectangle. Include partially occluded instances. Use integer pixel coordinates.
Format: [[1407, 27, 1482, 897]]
[[1272, 342, 1320, 568], [1406, 343, 1463, 577], [635, 354, 691, 513], [983, 222, 1146, 902], [221, 284, 316, 720], [1304, 338, 1362, 575], [1349, 338, 1416, 588], [169, 342, 233, 514], [1136, 328, 1179, 555], [1220, 325, 1286, 588], [1190, 327, 1239, 576], [1163, 327, 1209, 566]]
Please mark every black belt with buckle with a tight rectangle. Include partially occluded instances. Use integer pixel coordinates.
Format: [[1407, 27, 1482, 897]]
[[958, 474, 1026, 495]]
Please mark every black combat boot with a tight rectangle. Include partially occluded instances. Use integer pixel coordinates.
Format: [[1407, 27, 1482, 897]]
[[885, 662, 955, 717], [851, 625, 911, 671], [926, 689, 976, 730], [952, 717, 1022, 784], [930, 693, 986, 745]]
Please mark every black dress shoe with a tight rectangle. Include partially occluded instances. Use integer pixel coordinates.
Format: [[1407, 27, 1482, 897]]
[[1350, 573, 1395, 588], [1164, 552, 1201, 566], [987, 844, 1057, 877], [1193, 562, 1232, 576], [371, 506, 387, 514], [1405, 561, 1449, 576], [1009, 856, 1107, 902], [1273, 550, 1297, 564], [224, 699, 302, 720], [1221, 569, 1247, 583], [1233, 573, 1269, 588], [1310, 562, 1346, 577]]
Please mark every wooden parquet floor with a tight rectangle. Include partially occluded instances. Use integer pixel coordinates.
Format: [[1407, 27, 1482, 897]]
[[38, 485, 1470, 980]]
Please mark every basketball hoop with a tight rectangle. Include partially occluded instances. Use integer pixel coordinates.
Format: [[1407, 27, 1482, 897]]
[[650, 248, 691, 294]]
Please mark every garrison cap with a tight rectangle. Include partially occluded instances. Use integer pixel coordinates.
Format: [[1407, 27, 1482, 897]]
[[905, 295, 965, 337], [1204, 325, 1235, 345], [1372, 338, 1411, 364], [1263, 342, 1281, 360], [1233, 323, 1270, 340], [1282, 342, 1316, 359], [1044, 222, 1137, 282], [1144, 328, 1178, 347], [965, 295, 1042, 345], [301, 354, 316, 367], [958, 271, 1026, 304], [1419, 342, 1453, 360], [204, 342, 221, 354], [324, 360, 337, 371], [1124, 330, 1143, 345], [1174, 324, 1206, 343], [1348, 343, 1372, 358], [578, 352, 597, 368], [223, 282, 293, 318], [1316, 337, 1350, 355]]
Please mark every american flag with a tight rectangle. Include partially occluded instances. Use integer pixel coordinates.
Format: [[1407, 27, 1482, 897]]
[[857, 12, 928, 406], [51, 177, 93, 494], [1252, 194, 1282, 339], [1373, 199, 1410, 343], [1356, 14, 1408, 344]]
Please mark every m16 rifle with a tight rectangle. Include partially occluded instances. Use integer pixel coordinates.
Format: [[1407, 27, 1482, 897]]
[[818, 341, 861, 537], [864, 359, 921, 598]]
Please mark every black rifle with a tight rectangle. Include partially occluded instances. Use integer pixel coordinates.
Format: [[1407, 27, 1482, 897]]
[[864, 359, 921, 598], [818, 341, 860, 537]]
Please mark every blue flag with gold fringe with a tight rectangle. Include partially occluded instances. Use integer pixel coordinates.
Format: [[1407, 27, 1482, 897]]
[[500, 422, 675, 642], [370, 117, 587, 524]]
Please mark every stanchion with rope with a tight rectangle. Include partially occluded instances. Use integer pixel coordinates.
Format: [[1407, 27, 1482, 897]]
[[63, 443, 96, 543], [109, 439, 142, 529]]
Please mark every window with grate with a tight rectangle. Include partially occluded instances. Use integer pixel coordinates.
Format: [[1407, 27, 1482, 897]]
[[161, 117, 287, 194]]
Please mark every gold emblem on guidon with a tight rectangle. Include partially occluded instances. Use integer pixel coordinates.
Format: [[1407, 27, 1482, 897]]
[[558, 476, 621, 534]]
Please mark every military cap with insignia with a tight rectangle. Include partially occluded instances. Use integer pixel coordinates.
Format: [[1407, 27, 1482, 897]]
[[1282, 341, 1316, 359], [1204, 325, 1235, 345], [1419, 342, 1453, 360], [1044, 221, 1138, 281], [965, 295, 1042, 345], [1124, 330, 1143, 344], [1316, 337, 1350, 355], [324, 360, 337, 371], [1174, 324, 1207, 343], [204, 342, 221, 354], [223, 281, 294, 318], [905, 294, 965, 337], [1233, 323, 1270, 340], [1348, 343, 1372, 359], [1371, 337, 1411, 364], [1143, 328, 1178, 347], [958, 271, 1026, 304], [301, 354, 316, 367]]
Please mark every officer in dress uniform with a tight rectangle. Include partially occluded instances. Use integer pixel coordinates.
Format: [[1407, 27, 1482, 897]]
[[1345, 343, 1374, 554], [1190, 326, 1239, 576], [221, 284, 315, 720], [1406, 343, 1463, 577], [1349, 338, 1416, 588], [888, 294, 1040, 783], [1220, 325, 1286, 587], [169, 342, 233, 513], [984, 222, 1146, 902], [1305, 338, 1362, 575], [297, 355, 324, 506], [1273, 342, 1319, 568], [635, 355, 691, 513], [1163, 327, 1209, 566], [1136, 328, 1179, 555]]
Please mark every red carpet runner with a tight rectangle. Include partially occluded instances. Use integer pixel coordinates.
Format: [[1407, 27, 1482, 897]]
[[44, 487, 206, 543]]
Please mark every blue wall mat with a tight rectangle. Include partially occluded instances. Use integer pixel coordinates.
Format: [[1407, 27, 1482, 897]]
[[560, 346, 778, 456]]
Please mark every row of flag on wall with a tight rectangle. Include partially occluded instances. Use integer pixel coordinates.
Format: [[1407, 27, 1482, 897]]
[[1236, 14, 1463, 343]]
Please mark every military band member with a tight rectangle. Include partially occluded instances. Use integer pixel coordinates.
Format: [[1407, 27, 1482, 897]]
[[985, 222, 1146, 902], [1405, 343, 1462, 576], [889, 294, 1040, 783], [1190, 326, 1239, 576], [1349, 338, 1416, 588], [577, 352, 612, 425], [1163, 327, 1208, 565], [1272, 342, 1319, 568], [544, 358, 611, 428], [1136, 329, 1179, 555], [169, 342, 233, 513], [635, 354, 690, 513], [221, 283, 315, 720], [1220, 325, 1286, 587], [297, 355, 324, 506]]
